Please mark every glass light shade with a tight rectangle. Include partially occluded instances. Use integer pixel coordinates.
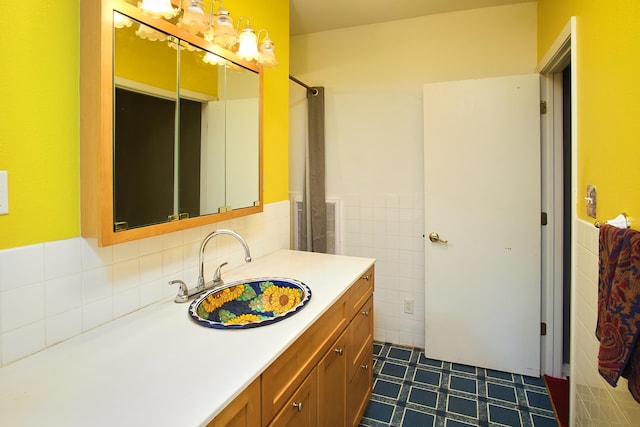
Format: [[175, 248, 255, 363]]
[[258, 38, 278, 67], [136, 23, 168, 41], [138, 0, 179, 19], [113, 12, 133, 29], [179, 1, 209, 34], [237, 27, 259, 61], [203, 52, 225, 65], [168, 37, 199, 51], [212, 7, 237, 48]]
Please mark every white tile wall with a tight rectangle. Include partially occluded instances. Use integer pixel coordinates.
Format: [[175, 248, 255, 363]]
[[573, 219, 640, 426], [0, 201, 290, 367], [343, 192, 425, 348]]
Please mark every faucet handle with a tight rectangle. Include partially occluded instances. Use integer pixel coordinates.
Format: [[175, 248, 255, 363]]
[[213, 262, 228, 285], [169, 279, 189, 303]]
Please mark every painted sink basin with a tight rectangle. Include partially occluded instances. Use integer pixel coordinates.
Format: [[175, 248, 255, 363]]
[[189, 278, 312, 329]]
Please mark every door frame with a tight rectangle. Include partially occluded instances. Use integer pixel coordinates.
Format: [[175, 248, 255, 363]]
[[537, 17, 577, 378]]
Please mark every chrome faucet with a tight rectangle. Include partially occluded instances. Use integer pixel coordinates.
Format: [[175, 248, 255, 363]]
[[170, 229, 252, 303]]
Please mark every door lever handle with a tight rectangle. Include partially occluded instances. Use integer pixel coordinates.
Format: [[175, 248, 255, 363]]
[[428, 232, 448, 244]]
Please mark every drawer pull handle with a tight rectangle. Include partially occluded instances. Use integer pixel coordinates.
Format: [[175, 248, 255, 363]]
[[362, 275, 370, 281], [361, 310, 369, 316], [334, 347, 344, 355], [361, 364, 369, 370], [292, 402, 304, 412]]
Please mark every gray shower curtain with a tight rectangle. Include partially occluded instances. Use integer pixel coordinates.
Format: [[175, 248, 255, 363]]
[[301, 86, 327, 253]]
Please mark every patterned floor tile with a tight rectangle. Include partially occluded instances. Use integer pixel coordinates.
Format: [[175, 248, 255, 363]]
[[359, 342, 559, 427]]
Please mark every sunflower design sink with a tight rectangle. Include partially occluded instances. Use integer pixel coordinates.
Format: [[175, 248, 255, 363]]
[[189, 278, 312, 329]]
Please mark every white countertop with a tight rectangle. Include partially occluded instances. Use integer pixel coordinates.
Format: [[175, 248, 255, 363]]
[[0, 250, 374, 427]]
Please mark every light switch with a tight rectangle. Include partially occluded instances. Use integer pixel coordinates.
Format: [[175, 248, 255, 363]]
[[0, 171, 8, 215]]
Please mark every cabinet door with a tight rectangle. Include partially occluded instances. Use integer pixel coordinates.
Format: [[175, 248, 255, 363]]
[[269, 369, 318, 427], [347, 345, 373, 427], [207, 377, 260, 427], [262, 295, 348, 424], [317, 332, 348, 427]]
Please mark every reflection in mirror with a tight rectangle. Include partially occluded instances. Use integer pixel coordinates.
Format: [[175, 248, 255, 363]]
[[113, 13, 178, 229], [225, 65, 260, 210], [178, 38, 225, 218], [112, 11, 260, 232]]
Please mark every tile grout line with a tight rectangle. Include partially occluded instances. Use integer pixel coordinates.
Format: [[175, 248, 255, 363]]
[[360, 342, 558, 427]]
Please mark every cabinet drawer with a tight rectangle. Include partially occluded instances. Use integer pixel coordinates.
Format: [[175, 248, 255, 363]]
[[262, 294, 349, 425], [347, 345, 373, 427], [347, 295, 373, 382], [268, 369, 318, 427], [348, 266, 374, 319]]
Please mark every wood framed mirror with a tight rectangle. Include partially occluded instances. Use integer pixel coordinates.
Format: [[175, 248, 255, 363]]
[[81, 0, 263, 246]]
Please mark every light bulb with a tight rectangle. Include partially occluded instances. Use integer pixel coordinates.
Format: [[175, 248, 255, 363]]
[[237, 27, 259, 61]]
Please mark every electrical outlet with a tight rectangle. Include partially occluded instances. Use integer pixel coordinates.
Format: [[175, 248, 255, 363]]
[[404, 298, 414, 314]]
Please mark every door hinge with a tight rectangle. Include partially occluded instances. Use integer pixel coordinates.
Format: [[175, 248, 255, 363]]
[[541, 322, 547, 336], [541, 212, 548, 226], [540, 100, 547, 115]]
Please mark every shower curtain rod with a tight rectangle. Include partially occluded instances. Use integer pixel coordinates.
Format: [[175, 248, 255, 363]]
[[289, 75, 319, 95]]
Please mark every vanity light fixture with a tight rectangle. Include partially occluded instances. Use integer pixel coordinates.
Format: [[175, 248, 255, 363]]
[[178, 0, 209, 35], [137, 0, 179, 19], [135, 23, 168, 41], [203, 51, 226, 65], [167, 36, 199, 51], [236, 18, 259, 61], [133, 0, 277, 68], [207, 1, 238, 49], [114, 11, 133, 28], [257, 30, 278, 68]]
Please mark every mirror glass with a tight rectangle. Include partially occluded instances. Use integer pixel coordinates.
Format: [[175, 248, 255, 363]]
[[112, 12, 259, 231]]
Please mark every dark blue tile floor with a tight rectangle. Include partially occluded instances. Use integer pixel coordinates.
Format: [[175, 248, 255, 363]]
[[360, 342, 558, 427]]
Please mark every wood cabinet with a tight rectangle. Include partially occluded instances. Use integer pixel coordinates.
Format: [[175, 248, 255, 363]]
[[317, 333, 348, 426], [348, 296, 373, 382], [263, 265, 374, 427], [269, 369, 318, 427], [207, 378, 261, 427], [261, 292, 349, 424], [346, 296, 374, 426], [348, 341, 373, 427], [212, 265, 374, 427]]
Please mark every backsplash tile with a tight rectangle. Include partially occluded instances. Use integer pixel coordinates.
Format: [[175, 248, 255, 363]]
[[46, 309, 82, 346], [1, 283, 45, 332], [0, 244, 44, 291], [573, 219, 640, 426], [2, 321, 45, 364], [44, 239, 82, 280], [45, 274, 82, 316], [0, 201, 290, 366], [82, 297, 113, 331]]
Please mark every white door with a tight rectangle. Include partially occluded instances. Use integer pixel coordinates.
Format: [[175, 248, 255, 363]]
[[424, 74, 541, 377]]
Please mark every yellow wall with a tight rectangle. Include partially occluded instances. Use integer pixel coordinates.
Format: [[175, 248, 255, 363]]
[[538, 0, 640, 227], [0, 0, 289, 250], [0, 2, 80, 248]]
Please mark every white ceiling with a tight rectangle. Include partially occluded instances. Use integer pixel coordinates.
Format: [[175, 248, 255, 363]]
[[290, 0, 534, 36]]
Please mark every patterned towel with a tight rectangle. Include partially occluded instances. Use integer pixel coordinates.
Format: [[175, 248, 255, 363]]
[[596, 224, 640, 403]]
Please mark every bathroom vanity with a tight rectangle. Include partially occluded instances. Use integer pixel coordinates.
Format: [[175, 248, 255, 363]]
[[0, 250, 374, 427]]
